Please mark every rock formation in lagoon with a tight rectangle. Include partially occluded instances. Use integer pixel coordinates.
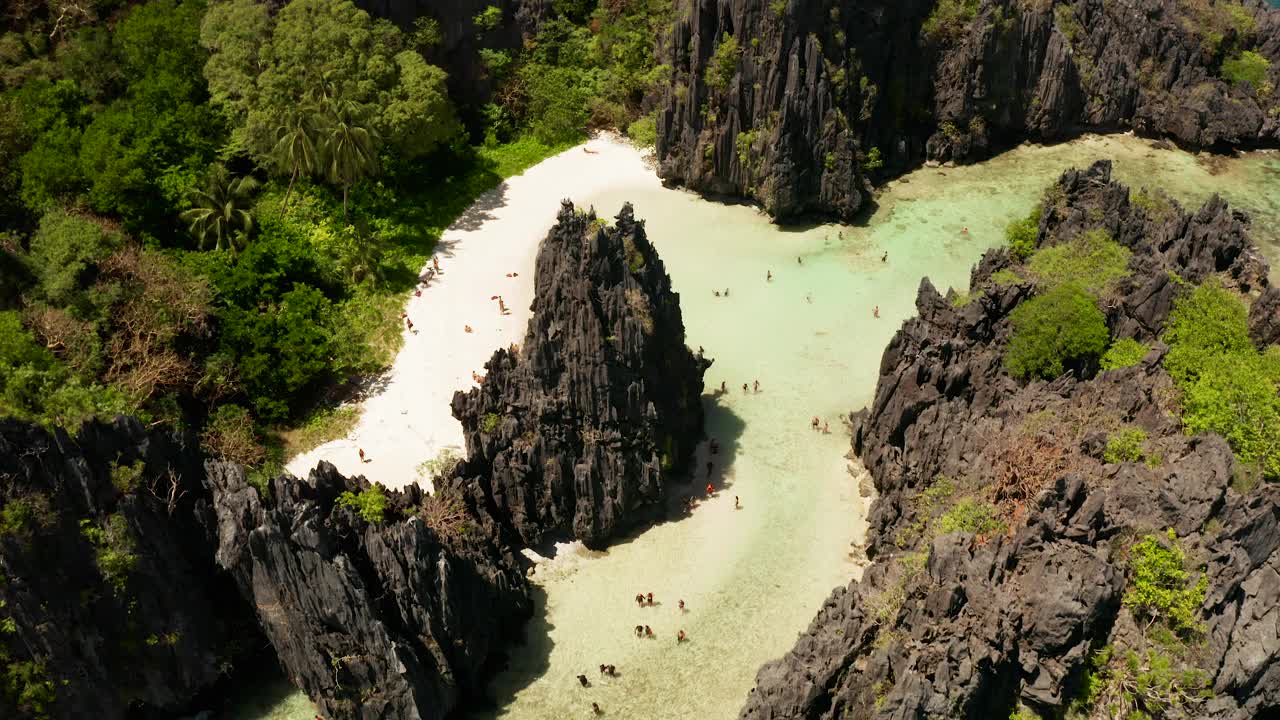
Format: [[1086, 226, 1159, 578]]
[[451, 201, 713, 549], [656, 0, 1280, 221], [738, 161, 1280, 719]]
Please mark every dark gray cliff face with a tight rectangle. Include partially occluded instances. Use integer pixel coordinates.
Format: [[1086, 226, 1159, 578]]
[[738, 162, 1280, 719], [0, 417, 531, 720], [208, 462, 531, 720], [352, 0, 549, 116], [0, 418, 250, 720], [658, 0, 1280, 221], [451, 201, 712, 549]]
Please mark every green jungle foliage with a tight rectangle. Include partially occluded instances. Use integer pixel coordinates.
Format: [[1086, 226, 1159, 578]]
[[1163, 282, 1280, 478], [0, 0, 668, 478], [1005, 283, 1110, 380]]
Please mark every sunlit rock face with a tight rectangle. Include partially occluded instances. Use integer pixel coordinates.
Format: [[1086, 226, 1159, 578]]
[[738, 161, 1280, 720], [656, 0, 1280, 221], [451, 201, 712, 549]]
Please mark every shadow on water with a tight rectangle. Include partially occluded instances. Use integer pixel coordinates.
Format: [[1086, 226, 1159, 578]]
[[464, 585, 554, 719]]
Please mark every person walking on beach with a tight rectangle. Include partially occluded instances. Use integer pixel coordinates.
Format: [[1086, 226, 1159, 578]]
[[753, 380, 760, 393], [881, 251, 888, 263], [678, 599, 686, 611], [644, 625, 653, 638], [822, 421, 830, 434], [742, 383, 749, 393], [432, 255, 440, 273], [873, 305, 880, 318], [735, 495, 741, 508], [724, 288, 730, 297], [677, 630, 687, 643], [647, 592, 654, 606], [635, 625, 643, 637], [705, 482, 714, 495], [358, 448, 366, 463], [812, 416, 820, 431], [797, 256, 802, 265], [767, 270, 773, 282], [706, 461, 713, 478], [635, 593, 644, 607], [592, 702, 603, 715], [577, 674, 590, 687], [720, 381, 727, 392]]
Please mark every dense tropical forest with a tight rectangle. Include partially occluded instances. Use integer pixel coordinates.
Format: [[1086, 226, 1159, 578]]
[[0, 0, 671, 483]]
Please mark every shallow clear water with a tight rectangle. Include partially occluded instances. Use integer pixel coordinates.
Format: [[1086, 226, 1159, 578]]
[[234, 136, 1280, 719]]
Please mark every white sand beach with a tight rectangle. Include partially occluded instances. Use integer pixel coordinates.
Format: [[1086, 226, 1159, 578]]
[[286, 134, 660, 489]]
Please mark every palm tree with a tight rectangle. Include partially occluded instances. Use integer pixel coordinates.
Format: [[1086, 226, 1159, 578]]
[[319, 100, 379, 224], [180, 163, 261, 253], [271, 108, 321, 211]]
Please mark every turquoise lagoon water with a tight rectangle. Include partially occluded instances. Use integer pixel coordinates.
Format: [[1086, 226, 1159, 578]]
[[236, 136, 1280, 720]]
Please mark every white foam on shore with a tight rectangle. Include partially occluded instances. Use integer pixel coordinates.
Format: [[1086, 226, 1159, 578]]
[[285, 134, 659, 488]]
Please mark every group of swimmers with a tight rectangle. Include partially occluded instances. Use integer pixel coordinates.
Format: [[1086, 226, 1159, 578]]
[[577, 595, 689, 714]]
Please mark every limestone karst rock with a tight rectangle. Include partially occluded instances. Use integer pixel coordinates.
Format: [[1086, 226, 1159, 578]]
[[451, 201, 712, 549], [657, 0, 1280, 221], [738, 161, 1280, 719]]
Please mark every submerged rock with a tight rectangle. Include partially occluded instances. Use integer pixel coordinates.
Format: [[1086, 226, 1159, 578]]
[[739, 161, 1280, 719], [451, 200, 712, 549], [656, 0, 1280, 221]]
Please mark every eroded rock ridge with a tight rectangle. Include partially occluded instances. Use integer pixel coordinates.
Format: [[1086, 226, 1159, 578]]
[[657, 0, 1280, 220], [739, 161, 1280, 719]]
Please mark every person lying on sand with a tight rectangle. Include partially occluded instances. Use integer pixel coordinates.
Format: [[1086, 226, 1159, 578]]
[[584, 147, 598, 154]]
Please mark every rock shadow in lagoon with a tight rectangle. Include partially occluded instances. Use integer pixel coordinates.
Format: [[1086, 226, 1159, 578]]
[[237, 135, 1280, 719]]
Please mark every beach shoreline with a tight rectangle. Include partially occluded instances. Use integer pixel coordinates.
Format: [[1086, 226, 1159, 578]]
[[285, 133, 659, 489]]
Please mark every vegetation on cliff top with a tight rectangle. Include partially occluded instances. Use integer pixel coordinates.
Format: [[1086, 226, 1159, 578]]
[[0, 0, 667, 472]]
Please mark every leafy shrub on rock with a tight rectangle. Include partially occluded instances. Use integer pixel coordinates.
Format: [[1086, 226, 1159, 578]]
[[1027, 229, 1131, 294], [1100, 337, 1150, 370], [1005, 284, 1109, 380], [336, 485, 389, 524], [1103, 427, 1148, 464], [1163, 282, 1280, 478], [1124, 529, 1207, 636]]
